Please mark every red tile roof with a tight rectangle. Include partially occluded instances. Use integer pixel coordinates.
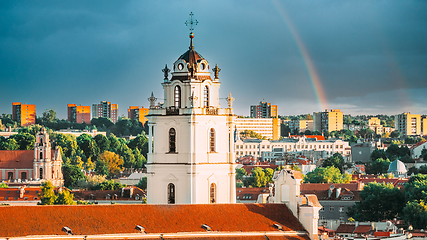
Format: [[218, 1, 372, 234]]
[[290, 135, 325, 141], [0, 187, 41, 200], [335, 224, 355, 233], [236, 187, 269, 201], [0, 204, 308, 238], [0, 150, 33, 169], [301, 183, 358, 192], [353, 225, 371, 234]]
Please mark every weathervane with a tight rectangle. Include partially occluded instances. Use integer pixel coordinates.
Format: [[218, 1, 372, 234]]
[[185, 12, 198, 32], [185, 12, 198, 50]]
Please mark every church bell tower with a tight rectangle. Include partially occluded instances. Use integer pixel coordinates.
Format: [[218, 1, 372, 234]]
[[146, 13, 236, 204]]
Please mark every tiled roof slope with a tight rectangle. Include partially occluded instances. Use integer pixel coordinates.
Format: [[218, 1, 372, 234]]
[[301, 183, 358, 192], [335, 224, 355, 233], [0, 150, 33, 168], [0, 204, 308, 238]]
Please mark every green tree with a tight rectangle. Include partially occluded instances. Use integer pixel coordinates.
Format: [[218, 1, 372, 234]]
[[42, 109, 57, 123], [366, 158, 391, 175], [95, 160, 109, 176], [94, 134, 110, 153], [347, 182, 405, 221], [370, 149, 387, 162], [54, 133, 78, 158], [9, 133, 35, 150], [98, 151, 124, 176], [0, 138, 19, 150], [136, 177, 147, 190], [264, 168, 274, 184], [54, 189, 76, 205], [402, 200, 427, 229], [236, 168, 247, 181], [304, 166, 351, 183], [39, 181, 57, 205], [322, 153, 345, 173], [0, 183, 9, 188], [390, 131, 400, 138], [62, 165, 86, 188], [251, 167, 267, 187], [77, 134, 99, 159], [93, 179, 126, 190]]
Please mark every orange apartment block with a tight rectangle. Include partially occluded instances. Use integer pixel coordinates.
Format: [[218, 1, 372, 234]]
[[128, 106, 149, 125], [12, 102, 36, 127], [67, 104, 91, 124]]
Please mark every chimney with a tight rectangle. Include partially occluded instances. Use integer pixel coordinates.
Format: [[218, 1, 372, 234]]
[[19, 186, 26, 198], [336, 188, 341, 198]]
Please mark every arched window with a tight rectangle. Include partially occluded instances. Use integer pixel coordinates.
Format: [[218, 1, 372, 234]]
[[168, 183, 175, 204], [40, 152, 43, 159], [169, 128, 176, 153], [174, 85, 181, 108], [204, 86, 209, 107], [210, 183, 216, 203], [39, 167, 43, 179], [209, 128, 215, 152]]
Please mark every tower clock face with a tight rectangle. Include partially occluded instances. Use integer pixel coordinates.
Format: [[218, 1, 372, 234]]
[[178, 63, 184, 70]]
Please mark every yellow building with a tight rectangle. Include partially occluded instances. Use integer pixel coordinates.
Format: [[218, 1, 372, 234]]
[[235, 117, 281, 140], [368, 117, 381, 126], [128, 106, 149, 125], [395, 112, 422, 136], [12, 102, 36, 127], [313, 109, 343, 133]]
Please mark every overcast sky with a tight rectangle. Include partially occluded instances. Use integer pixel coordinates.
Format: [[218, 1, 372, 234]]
[[1, 0, 426, 119]]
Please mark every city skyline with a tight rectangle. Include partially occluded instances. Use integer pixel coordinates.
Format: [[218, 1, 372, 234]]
[[1, 1, 426, 119]]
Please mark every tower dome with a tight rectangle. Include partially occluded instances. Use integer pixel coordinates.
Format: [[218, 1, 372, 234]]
[[387, 159, 407, 177], [171, 32, 211, 81]]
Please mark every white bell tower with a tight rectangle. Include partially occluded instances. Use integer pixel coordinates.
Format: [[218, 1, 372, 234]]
[[146, 13, 236, 204]]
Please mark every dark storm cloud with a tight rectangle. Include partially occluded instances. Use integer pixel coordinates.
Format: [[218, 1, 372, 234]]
[[0, 0, 426, 118]]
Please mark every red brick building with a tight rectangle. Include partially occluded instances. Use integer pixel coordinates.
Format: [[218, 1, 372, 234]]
[[67, 104, 91, 124]]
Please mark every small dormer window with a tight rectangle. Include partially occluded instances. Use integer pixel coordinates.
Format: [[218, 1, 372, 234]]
[[178, 63, 184, 71], [200, 62, 206, 70]]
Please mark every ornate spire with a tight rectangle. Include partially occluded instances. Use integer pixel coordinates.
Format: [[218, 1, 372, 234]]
[[213, 64, 221, 79], [185, 12, 198, 50], [226, 92, 234, 108], [162, 64, 170, 82], [148, 92, 157, 109]]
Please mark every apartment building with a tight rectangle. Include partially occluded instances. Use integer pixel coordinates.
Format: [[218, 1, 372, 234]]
[[235, 117, 281, 140], [92, 101, 119, 123], [250, 101, 278, 118], [395, 112, 422, 136], [67, 104, 91, 124], [128, 106, 149, 125], [289, 120, 313, 134], [313, 109, 343, 133], [12, 102, 36, 127]]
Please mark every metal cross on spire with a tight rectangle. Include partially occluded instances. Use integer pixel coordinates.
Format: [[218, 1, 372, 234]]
[[185, 12, 198, 32]]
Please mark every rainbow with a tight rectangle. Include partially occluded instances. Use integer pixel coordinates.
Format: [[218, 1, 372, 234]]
[[271, 0, 328, 111]]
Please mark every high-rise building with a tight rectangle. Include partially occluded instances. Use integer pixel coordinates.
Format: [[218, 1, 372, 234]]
[[67, 104, 91, 124], [12, 102, 36, 127], [128, 106, 150, 125], [313, 109, 343, 133], [250, 101, 278, 118], [92, 101, 119, 123], [395, 112, 422, 136]]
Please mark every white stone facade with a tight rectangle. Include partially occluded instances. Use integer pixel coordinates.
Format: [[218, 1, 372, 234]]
[[146, 34, 236, 204]]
